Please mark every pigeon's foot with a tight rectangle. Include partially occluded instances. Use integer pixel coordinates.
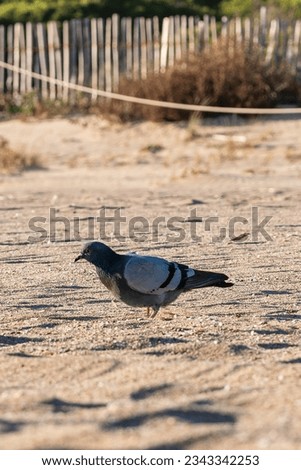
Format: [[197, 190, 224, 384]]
[[149, 306, 160, 319], [146, 307, 174, 320], [160, 310, 175, 321]]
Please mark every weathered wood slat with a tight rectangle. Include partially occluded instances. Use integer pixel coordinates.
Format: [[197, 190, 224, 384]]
[[221, 16, 228, 40], [160, 17, 169, 71], [47, 21, 56, 99], [26, 22, 33, 93], [210, 16, 218, 44], [243, 17, 251, 46], [97, 18, 105, 90], [6, 25, 13, 92], [120, 17, 127, 76], [202, 15, 209, 50], [19, 23, 26, 94], [140, 17, 147, 79], [76, 20, 84, 86], [90, 18, 98, 100], [0, 25, 5, 92], [168, 16, 175, 67], [197, 20, 204, 52], [174, 15, 181, 61], [13, 23, 21, 94], [62, 20, 70, 101], [265, 19, 279, 64], [259, 6, 267, 48], [153, 16, 160, 73], [235, 17, 243, 43], [146, 18, 154, 73], [180, 15, 187, 57], [83, 18, 91, 88], [133, 17, 140, 80], [105, 17, 112, 92], [292, 20, 301, 69], [32, 24, 40, 93], [36, 22, 48, 98], [188, 16, 196, 53], [125, 17, 133, 79], [112, 14, 119, 90], [53, 22, 62, 98], [69, 19, 77, 86]]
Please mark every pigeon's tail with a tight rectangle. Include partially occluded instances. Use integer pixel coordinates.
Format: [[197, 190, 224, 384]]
[[183, 269, 233, 291]]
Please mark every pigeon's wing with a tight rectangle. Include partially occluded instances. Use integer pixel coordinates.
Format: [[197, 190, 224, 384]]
[[123, 255, 193, 295], [182, 269, 232, 290]]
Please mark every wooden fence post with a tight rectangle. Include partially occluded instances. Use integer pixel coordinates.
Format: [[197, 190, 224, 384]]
[[133, 17, 140, 79], [140, 16, 147, 79], [97, 18, 105, 91], [36, 22, 48, 98], [180, 15, 187, 58], [63, 20, 70, 101], [0, 25, 5, 93], [105, 17, 112, 92], [160, 17, 169, 71], [112, 14, 119, 90], [146, 18, 154, 73], [13, 23, 21, 95], [47, 21, 56, 100], [153, 16, 160, 73]]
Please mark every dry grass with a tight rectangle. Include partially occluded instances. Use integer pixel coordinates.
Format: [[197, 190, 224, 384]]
[[0, 136, 41, 174], [105, 41, 299, 121]]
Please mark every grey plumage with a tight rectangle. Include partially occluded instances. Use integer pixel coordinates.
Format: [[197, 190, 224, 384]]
[[75, 241, 233, 317]]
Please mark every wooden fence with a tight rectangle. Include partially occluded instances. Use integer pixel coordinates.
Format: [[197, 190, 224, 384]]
[[1, 7, 301, 100]]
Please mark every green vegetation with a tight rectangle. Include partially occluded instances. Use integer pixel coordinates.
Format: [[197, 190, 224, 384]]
[[0, 1, 220, 25], [220, 0, 301, 17], [1, 1, 301, 25]]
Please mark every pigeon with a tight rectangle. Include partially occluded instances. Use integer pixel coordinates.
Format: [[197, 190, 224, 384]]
[[75, 241, 233, 318]]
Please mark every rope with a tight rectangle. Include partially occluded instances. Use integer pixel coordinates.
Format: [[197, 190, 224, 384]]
[[1, 59, 301, 115]]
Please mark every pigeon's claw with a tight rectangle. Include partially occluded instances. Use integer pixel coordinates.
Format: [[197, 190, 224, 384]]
[[150, 306, 160, 318]]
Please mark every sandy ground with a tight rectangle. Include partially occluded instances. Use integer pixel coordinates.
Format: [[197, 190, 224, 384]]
[[0, 114, 301, 450]]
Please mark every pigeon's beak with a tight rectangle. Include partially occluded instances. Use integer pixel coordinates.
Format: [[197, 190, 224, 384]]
[[74, 254, 84, 262]]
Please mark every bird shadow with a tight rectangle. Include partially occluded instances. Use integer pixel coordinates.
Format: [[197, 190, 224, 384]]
[[92, 336, 188, 352], [0, 419, 26, 434], [148, 336, 188, 346], [262, 311, 301, 321], [41, 397, 107, 414], [253, 328, 291, 335], [258, 342, 296, 350], [7, 351, 40, 358], [130, 383, 172, 401], [229, 344, 251, 355], [103, 405, 236, 430], [281, 357, 301, 364], [146, 430, 227, 450], [51, 314, 98, 322], [20, 322, 58, 331], [0, 335, 44, 347], [14, 303, 60, 310], [260, 290, 293, 295]]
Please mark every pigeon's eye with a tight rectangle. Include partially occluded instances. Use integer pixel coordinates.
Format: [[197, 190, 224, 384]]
[[84, 249, 91, 256]]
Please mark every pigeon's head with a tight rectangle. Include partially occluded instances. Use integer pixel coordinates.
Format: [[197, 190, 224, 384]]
[[74, 241, 114, 267]]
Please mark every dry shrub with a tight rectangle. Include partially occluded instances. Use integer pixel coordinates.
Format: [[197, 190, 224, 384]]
[[106, 41, 298, 121], [0, 136, 41, 174]]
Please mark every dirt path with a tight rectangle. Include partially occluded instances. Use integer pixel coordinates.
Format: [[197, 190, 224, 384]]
[[0, 115, 300, 449]]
